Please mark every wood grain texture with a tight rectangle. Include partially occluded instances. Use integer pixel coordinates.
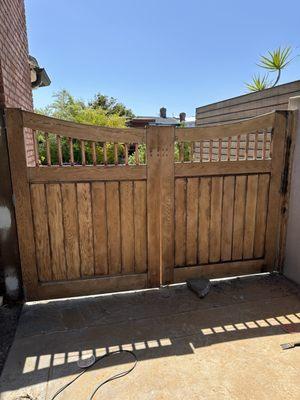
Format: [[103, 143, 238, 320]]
[[221, 176, 235, 261], [232, 175, 247, 260], [91, 182, 108, 275], [198, 177, 211, 264], [174, 160, 271, 178], [77, 183, 94, 276], [146, 126, 161, 286], [175, 179, 186, 266], [209, 177, 223, 262], [254, 174, 270, 258], [133, 181, 147, 273], [160, 126, 175, 284], [264, 111, 287, 270], [30, 184, 52, 281], [5, 109, 39, 299], [120, 181, 135, 273], [37, 273, 148, 300], [28, 165, 146, 183], [61, 183, 81, 279], [174, 260, 263, 282], [22, 110, 146, 143], [46, 184, 66, 280], [243, 175, 259, 259], [177, 112, 275, 141], [106, 182, 121, 275], [186, 178, 199, 265]]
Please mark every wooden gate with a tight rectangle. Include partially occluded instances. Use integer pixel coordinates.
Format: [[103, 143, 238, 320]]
[[5, 108, 295, 300]]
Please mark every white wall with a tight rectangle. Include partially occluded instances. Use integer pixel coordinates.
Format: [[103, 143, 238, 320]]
[[284, 96, 300, 284]]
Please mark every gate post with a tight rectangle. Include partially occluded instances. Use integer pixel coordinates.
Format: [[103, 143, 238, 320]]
[[5, 109, 38, 300], [146, 125, 175, 287]]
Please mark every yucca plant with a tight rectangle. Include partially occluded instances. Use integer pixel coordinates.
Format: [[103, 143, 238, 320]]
[[246, 73, 271, 92], [246, 46, 294, 92]]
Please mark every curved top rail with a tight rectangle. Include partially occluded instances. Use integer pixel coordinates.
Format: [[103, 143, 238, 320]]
[[20, 109, 146, 143], [175, 111, 278, 142]]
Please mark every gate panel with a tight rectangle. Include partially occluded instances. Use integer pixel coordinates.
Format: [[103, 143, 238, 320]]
[[6, 109, 148, 300], [5, 108, 295, 300], [172, 111, 291, 283]]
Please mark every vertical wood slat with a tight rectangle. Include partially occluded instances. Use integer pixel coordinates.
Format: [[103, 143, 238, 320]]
[[227, 137, 232, 161], [209, 177, 223, 262], [6, 109, 39, 299], [33, 130, 39, 166], [236, 135, 241, 160], [46, 184, 67, 280], [221, 176, 235, 261], [114, 143, 118, 165], [61, 183, 81, 279], [106, 182, 121, 274], [159, 126, 175, 284], [254, 174, 270, 258], [186, 178, 198, 265], [45, 132, 51, 166], [147, 126, 175, 286], [264, 112, 287, 270], [31, 184, 52, 281], [77, 183, 94, 276], [218, 138, 222, 161], [232, 175, 247, 260], [57, 135, 63, 166], [135, 143, 139, 165], [179, 142, 184, 162], [92, 182, 108, 275], [243, 175, 259, 259], [175, 178, 186, 266], [69, 138, 74, 165], [80, 140, 86, 166], [262, 131, 267, 160], [92, 142, 97, 166], [133, 181, 147, 273], [124, 143, 129, 165], [120, 181, 135, 273], [103, 142, 107, 165], [198, 177, 211, 264]]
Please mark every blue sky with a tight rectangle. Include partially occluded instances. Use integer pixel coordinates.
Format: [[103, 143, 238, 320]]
[[26, 0, 300, 117]]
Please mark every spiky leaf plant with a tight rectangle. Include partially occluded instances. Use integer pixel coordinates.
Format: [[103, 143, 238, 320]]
[[245, 74, 271, 92]]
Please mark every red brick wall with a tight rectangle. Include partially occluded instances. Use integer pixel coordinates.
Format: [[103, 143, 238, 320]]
[[0, 0, 34, 165]]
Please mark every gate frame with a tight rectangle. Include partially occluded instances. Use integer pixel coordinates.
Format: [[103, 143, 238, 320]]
[[5, 108, 297, 300]]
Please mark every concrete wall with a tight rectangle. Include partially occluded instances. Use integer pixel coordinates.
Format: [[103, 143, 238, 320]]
[[196, 80, 300, 126], [284, 96, 300, 284]]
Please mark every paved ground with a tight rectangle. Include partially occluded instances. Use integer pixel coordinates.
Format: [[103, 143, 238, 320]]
[[0, 274, 299, 400]]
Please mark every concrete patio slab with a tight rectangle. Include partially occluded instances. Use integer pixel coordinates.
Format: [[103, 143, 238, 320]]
[[0, 274, 299, 399]]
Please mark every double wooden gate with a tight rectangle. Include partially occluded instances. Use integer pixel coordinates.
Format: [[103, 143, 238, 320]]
[[6, 108, 295, 300]]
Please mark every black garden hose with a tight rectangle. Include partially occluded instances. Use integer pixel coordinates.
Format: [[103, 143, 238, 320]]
[[50, 349, 138, 400]]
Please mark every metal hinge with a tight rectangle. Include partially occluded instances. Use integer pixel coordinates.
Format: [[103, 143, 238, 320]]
[[280, 135, 291, 194]]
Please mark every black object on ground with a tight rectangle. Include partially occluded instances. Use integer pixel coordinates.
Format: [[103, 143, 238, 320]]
[[280, 341, 300, 350], [186, 278, 211, 298], [50, 349, 138, 400]]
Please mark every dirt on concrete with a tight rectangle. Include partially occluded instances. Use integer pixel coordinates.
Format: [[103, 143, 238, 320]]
[[0, 301, 22, 377], [0, 274, 299, 399]]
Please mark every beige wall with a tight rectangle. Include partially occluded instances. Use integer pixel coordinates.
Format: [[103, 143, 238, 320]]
[[284, 96, 300, 284], [196, 80, 300, 126]]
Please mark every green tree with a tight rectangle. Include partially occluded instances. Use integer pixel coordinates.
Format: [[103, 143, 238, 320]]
[[245, 46, 294, 92], [89, 93, 135, 118], [35, 90, 135, 165]]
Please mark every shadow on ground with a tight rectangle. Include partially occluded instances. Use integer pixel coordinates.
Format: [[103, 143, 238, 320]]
[[0, 274, 299, 399]]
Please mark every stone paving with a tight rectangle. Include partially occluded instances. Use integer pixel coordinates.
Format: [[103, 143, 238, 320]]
[[0, 274, 299, 399]]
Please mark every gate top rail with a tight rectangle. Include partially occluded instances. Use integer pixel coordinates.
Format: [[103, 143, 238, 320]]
[[19, 109, 146, 143], [175, 111, 276, 141]]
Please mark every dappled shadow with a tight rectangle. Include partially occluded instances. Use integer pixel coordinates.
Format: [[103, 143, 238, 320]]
[[1, 274, 299, 397]]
